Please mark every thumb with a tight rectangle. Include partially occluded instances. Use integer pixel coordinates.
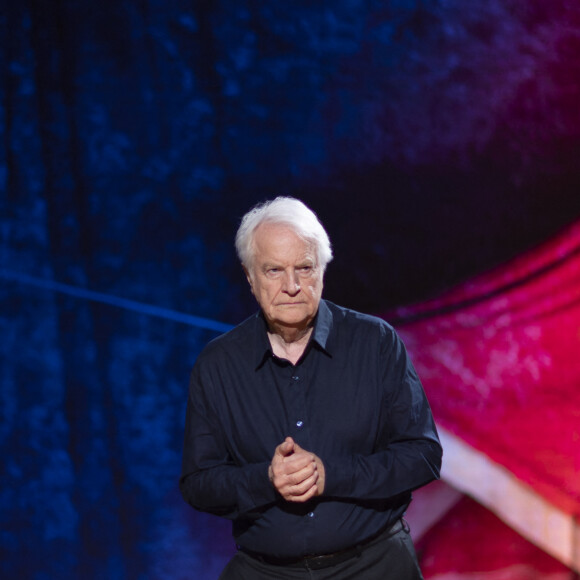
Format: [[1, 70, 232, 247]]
[[279, 436, 295, 456]]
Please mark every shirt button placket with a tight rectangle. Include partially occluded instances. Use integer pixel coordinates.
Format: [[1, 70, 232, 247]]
[[291, 374, 304, 431]]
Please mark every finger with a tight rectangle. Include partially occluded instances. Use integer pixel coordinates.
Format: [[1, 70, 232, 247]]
[[280, 472, 319, 500], [284, 481, 319, 503], [287, 444, 316, 466], [283, 462, 317, 486], [271, 458, 316, 488], [283, 452, 315, 472], [271, 462, 317, 494]]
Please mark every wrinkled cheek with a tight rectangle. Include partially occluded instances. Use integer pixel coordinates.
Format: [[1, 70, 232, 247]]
[[309, 284, 323, 299]]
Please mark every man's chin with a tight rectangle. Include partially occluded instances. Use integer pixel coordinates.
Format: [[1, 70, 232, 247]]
[[272, 310, 312, 327]]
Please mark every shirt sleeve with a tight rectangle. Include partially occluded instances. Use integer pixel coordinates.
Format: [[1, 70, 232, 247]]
[[179, 358, 278, 519], [323, 325, 442, 500]]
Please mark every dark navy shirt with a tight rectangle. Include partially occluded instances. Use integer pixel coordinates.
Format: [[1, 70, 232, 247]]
[[180, 300, 442, 558]]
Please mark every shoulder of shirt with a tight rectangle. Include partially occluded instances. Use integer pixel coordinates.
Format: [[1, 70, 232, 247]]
[[195, 311, 259, 362], [323, 300, 397, 333]]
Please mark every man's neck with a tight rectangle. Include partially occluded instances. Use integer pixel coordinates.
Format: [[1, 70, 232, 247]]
[[268, 326, 313, 365]]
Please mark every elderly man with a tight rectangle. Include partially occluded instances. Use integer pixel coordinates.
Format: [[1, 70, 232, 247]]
[[180, 197, 442, 579]]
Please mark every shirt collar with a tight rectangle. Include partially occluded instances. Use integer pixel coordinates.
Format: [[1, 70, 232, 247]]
[[252, 299, 334, 369], [311, 299, 333, 354]]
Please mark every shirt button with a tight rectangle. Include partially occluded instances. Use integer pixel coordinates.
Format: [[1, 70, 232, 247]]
[[292, 376, 300, 382], [307, 512, 315, 518], [296, 420, 304, 428]]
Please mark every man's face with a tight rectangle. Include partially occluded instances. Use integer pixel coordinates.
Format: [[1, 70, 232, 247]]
[[245, 223, 324, 333]]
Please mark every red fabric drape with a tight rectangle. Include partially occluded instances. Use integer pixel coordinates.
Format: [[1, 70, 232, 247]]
[[415, 491, 575, 578], [386, 221, 580, 516], [384, 222, 580, 577]]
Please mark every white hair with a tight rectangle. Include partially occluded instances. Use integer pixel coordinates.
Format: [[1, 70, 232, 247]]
[[235, 196, 333, 272]]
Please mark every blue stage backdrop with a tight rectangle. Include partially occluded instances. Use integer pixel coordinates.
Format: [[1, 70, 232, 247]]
[[3, 1, 580, 578]]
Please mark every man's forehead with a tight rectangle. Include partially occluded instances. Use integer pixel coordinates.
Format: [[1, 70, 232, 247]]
[[254, 221, 299, 238], [254, 224, 314, 251]]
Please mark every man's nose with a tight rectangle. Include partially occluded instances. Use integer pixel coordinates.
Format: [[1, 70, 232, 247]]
[[282, 271, 301, 294]]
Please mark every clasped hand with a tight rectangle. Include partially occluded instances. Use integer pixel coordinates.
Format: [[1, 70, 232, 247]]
[[268, 437, 325, 502]]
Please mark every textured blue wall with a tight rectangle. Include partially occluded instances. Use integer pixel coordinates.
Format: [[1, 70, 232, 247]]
[[2, 1, 580, 578]]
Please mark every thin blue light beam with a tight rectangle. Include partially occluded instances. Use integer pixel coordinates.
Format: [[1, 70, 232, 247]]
[[0, 269, 234, 334]]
